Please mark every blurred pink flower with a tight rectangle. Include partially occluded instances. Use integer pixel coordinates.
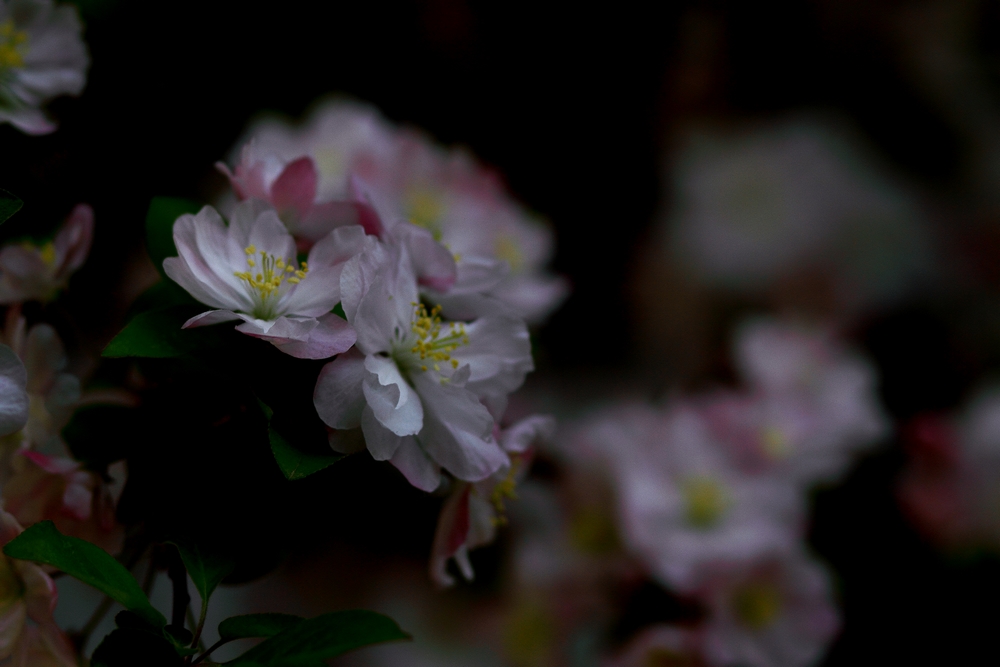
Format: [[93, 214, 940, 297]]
[[576, 403, 802, 592], [0, 509, 76, 666], [0, 344, 27, 440], [0, 0, 88, 135], [163, 200, 360, 359], [429, 415, 555, 586], [603, 625, 705, 667], [698, 552, 840, 667], [0, 204, 93, 304]]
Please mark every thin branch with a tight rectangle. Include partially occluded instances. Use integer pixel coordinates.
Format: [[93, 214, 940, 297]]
[[190, 638, 229, 666]]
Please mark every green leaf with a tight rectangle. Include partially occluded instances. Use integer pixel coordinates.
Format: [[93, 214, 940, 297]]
[[218, 613, 304, 641], [3, 521, 166, 628], [102, 306, 226, 358], [225, 610, 409, 666], [167, 540, 235, 605], [0, 189, 22, 224], [269, 427, 343, 481], [146, 196, 201, 276]]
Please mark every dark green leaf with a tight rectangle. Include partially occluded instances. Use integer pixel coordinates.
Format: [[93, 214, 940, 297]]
[[130, 279, 200, 316], [91, 628, 184, 667], [269, 427, 343, 481], [167, 540, 235, 604], [145, 196, 201, 276], [102, 306, 226, 358], [3, 521, 166, 627], [332, 302, 346, 320], [0, 189, 22, 224], [218, 613, 305, 641], [225, 610, 409, 666]]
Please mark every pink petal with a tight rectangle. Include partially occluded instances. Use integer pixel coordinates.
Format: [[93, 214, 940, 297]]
[[270, 157, 318, 223], [20, 452, 78, 476], [260, 314, 357, 360], [182, 309, 241, 329], [429, 483, 471, 587], [54, 204, 94, 276]]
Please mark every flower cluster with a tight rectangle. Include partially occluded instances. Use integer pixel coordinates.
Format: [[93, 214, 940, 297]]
[[572, 318, 886, 667], [218, 98, 568, 324]]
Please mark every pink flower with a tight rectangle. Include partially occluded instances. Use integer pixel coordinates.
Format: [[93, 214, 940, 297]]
[[0, 509, 76, 666], [163, 200, 362, 359], [0, 204, 93, 304], [429, 415, 555, 586], [603, 625, 705, 667], [698, 552, 840, 667]]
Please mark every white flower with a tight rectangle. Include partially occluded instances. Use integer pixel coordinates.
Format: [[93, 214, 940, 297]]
[[707, 318, 888, 485], [429, 414, 555, 587], [0, 0, 87, 135], [163, 200, 361, 360], [0, 342, 26, 438], [577, 403, 801, 592], [313, 228, 534, 492], [604, 625, 703, 667], [699, 551, 840, 667], [662, 118, 932, 309], [225, 98, 567, 323], [0, 203, 93, 304]]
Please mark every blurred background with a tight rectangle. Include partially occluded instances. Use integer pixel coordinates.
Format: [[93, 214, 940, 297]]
[[6, 0, 1000, 664]]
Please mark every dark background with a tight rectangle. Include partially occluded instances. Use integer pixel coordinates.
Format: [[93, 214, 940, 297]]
[[3, 1, 999, 663]]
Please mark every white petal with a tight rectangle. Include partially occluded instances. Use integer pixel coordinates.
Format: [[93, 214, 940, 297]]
[[362, 355, 423, 436], [500, 415, 556, 454], [181, 309, 242, 328], [390, 436, 441, 492], [0, 345, 27, 437], [361, 405, 404, 460], [314, 349, 366, 429]]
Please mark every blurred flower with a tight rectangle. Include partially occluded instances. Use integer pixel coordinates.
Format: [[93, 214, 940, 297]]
[[698, 551, 840, 667], [576, 403, 801, 592], [0, 0, 87, 135], [662, 118, 932, 312], [0, 509, 76, 666], [0, 314, 123, 553], [0, 204, 93, 304], [314, 230, 533, 491], [704, 318, 887, 486], [430, 414, 555, 586], [225, 99, 567, 323], [163, 200, 360, 359], [0, 343, 26, 438], [603, 625, 704, 667]]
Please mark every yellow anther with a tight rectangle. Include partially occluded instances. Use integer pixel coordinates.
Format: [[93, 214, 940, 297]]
[[247, 258, 256, 267], [682, 476, 730, 528], [0, 20, 28, 70], [245, 245, 256, 255], [490, 459, 521, 526], [38, 242, 56, 266], [451, 359, 459, 369], [733, 583, 781, 630], [287, 277, 300, 284], [421, 365, 428, 372]]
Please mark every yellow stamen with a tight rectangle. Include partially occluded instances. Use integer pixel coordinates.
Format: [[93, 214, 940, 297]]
[[0, 20, 28, 71]]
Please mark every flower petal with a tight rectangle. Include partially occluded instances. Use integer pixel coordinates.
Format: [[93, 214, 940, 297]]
[[254, 314, 356, 360], [314, 349, 367, 429], [362, 355, 423, 436], [181, 309, 242, 328], [270, 157, 318, 223], [360, 405, 404, 460], [390, 436, 442, 492]]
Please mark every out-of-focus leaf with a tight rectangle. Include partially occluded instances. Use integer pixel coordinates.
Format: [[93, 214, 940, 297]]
[[3, 522, 166, 627], [102, 306, 225, 358], [130, 279, 200, 316], [146, 196, 201, 276], [269, 427, 343, 481], [218, 613, 305, 641], [167, 540, 235, 604], [0, 189, 22, 224], [224, 610, 409, 666]]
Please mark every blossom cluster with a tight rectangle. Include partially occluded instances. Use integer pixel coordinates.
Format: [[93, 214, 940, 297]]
[[571, 319, 887, 667]]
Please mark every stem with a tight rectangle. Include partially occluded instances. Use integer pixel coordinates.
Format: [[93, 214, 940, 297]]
[[190, 598, 209, 652], [190, 638, 229, 666], [167, 552, 190, 629], [186, 605, 206, 652]]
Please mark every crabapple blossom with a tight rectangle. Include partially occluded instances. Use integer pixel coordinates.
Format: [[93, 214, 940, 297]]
[[0, 509, 76, 666], [163, 200, 362, 359], [699, 551, 840, 667], [704, 318, 887, 486], [0, 0, 87, 135], [604, 625, 704, 667], [225, 99, 567, 323], [0, 204, 93, 304], [430, 415, 555, 586], [576, 403, 801, 592], [0, 342, 26, 438], [313, 228, 533, 492]]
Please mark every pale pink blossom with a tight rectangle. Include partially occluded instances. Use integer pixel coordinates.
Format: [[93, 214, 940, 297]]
[[698, 551, 840, 667], [429, 415, 555, 586], [163, 200, 361, 359], [0, 509, 75, 666], [313, 229, 533, 492], [0, 0, 88, 135], [0, 344, 26, 439], [603, 625, 705, 667], [0, 204, 93, 304], [226, 99, 567, 323]]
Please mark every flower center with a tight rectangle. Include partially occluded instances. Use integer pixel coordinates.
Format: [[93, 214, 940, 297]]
[[406, 189, 445, 240], [490, 457, 521, 527], [681, 476, 730, 528], [733, 582, 782, 630], [233, 244, 307, 320], [402, 302, 469, 375], [760, 425, 792, 460], [495, 235, 523, 272], [0, 20, 27, 71]]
